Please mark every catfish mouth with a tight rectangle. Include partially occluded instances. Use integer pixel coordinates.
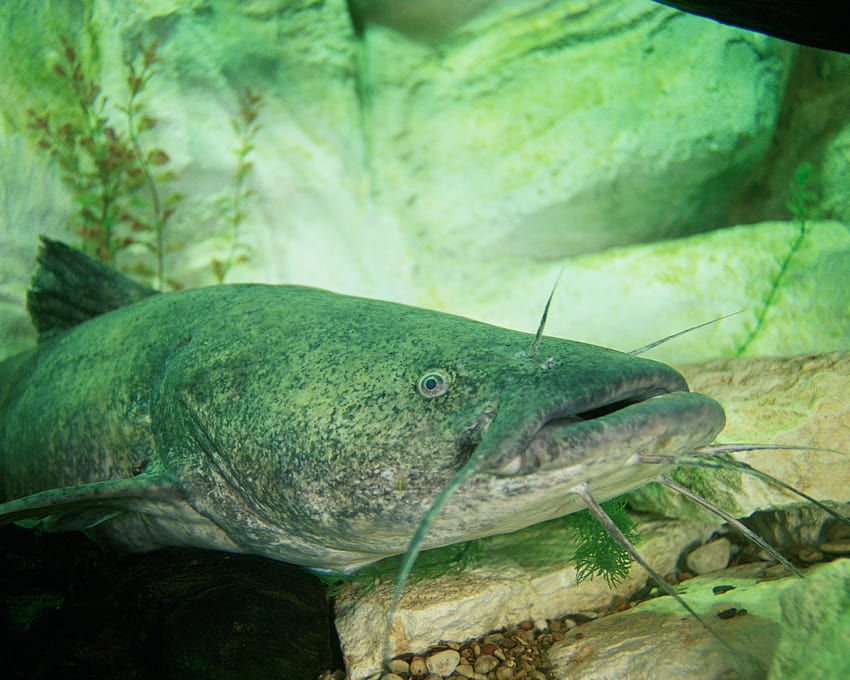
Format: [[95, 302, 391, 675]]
[[489, 372, 726, 477]]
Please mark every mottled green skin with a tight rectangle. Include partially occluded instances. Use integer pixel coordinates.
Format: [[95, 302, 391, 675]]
[[0, 284, 724, 570]]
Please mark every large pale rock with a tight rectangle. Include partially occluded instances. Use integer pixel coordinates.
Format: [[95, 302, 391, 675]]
[[335, 520, 720, 679], [545, 559, 850, 680], [364, 0, 791, 261], [768, 558, 850, 679], [547, 561, 807, 680], [631, 351, 850, 519], [426, 220, 850, 365]]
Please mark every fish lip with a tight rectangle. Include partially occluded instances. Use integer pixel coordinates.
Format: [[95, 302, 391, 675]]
[[487, 370, 724, 476], [536, 369, 690, 434]]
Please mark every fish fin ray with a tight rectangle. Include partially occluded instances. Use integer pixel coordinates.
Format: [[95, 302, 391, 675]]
[[27, 237, 158, 341], [0, 471, 182, 530]]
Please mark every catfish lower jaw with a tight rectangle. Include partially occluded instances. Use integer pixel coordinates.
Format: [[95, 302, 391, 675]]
[[491, 391, 726, 476]]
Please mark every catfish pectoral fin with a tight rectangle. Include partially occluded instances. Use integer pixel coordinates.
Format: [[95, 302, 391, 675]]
[[0, 470, 183, 529]]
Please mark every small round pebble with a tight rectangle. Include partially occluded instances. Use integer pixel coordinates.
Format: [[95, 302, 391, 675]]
[[387, 659, 410, 674], [410, 656, 428, 676], [798, 546, 824, 563], [686, 538, 731, 575], [474, 654, 499, 674]]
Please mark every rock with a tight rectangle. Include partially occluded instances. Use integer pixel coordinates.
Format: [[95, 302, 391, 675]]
[[686, 538, 732, 575], [365, 1, 790, 261], [768, 558, 850, 679], [386, 658, 410, 674], [409, 656, 428, 676], [798, 547, 825, 563], [391, 221, 850, 373], [455, 663, 482, 679], [547, 562, 802, 679], [473, 654, 499, 674], [335, 519, 719, 678], [348, 0, 493, 42], [425, 649, 461, 677], [631, 351, 850, 519]]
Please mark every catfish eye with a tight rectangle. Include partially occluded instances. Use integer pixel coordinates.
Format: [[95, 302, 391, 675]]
[[418, 371, 449, 398]]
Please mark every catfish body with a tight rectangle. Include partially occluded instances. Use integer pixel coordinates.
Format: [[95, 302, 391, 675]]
[[0, 241, 725, 571]]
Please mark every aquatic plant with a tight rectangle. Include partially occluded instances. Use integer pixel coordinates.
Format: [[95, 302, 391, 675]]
[[26, 36, 182, 290], [211, 88, 264, 284], [735, 162, 819, 355], [317, 498, 637, 595], [121, 41, 185, 290], [568, 498, 638, 587]]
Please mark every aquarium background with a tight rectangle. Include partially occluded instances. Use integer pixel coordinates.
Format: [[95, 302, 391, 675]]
[[1, 0, 848, 366]]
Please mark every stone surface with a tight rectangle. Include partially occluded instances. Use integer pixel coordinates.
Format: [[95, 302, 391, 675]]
[[363, 0, 790, 261], [547, 562, 805, 679], [433, 219, 850, 366], [631, 351, 850, 519], [768, 558, 850, 680], [336, 520, 719, 679], [686, 537, 732, 575], [424, 649, 460, 676]]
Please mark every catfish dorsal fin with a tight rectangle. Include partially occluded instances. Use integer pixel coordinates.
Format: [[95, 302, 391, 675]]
[[26, 237, 159, 342]]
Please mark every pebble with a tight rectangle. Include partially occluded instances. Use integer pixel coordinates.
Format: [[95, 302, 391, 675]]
[[455, 662, 485, 679], [516, 628, 535, 643], [387, 659, 410, 674], [474, 654, 499, 674], [317, 671, 346, 680], [409, 656, 428, 676], [479, 642, 498, 656], [686, 537, 732, 575], [798, 546, 824, 563], [380, 614, 587, 680], [426, 649, 461, 677]]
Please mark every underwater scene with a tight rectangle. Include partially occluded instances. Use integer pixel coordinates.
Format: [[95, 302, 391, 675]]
[[1, 1, 849, 679]]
